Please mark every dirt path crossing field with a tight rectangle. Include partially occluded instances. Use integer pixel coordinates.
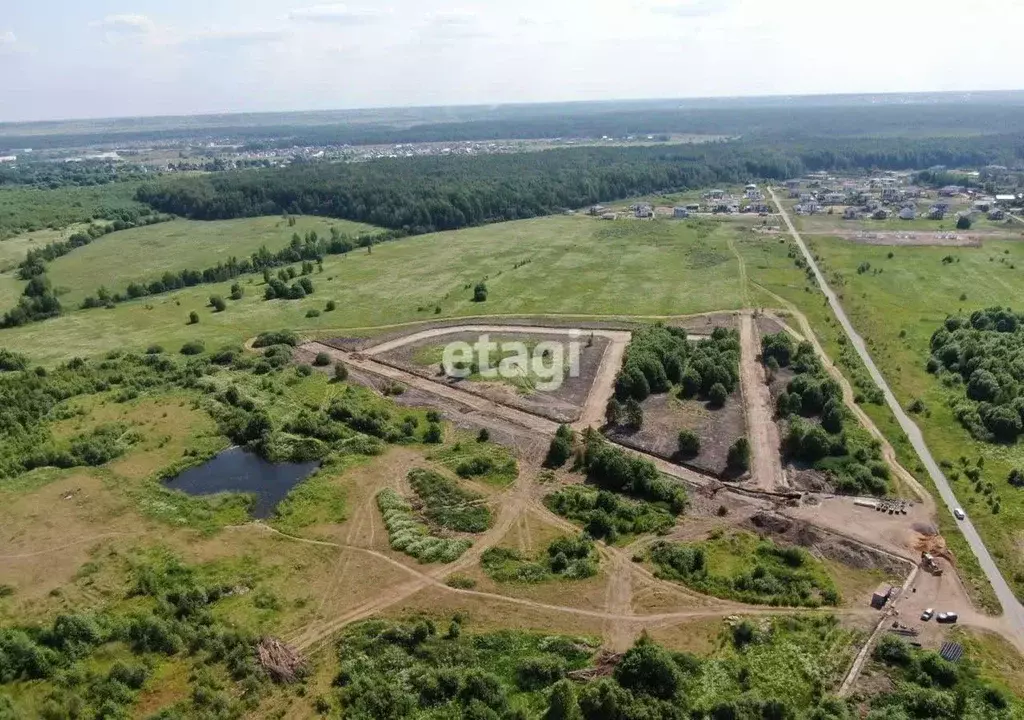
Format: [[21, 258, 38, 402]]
[[738, 313, 786, 491]]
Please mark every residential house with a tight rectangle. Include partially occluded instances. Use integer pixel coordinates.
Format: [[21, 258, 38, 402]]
[[822, 192, 845, 206], [898, 207, 916, 221], [634, 203, 653, 219], [989, 209, 1006, 221], [588, 205, 607, 216], [927, 206, 946, 220], [673, 207, 689, 219], [881, 187, 903, 204], [939, 185, 964, 197], [872, 208, 890, 220], [842, 207, 861, 220]]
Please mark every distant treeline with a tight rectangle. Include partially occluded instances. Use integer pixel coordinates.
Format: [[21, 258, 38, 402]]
[[0, 160, 148, 189], [7, 101, 1024, 150], [136, 138, 1024, 235]]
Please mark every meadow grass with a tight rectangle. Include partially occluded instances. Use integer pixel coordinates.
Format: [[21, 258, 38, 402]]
[[47, 216, 377, 305], [0, 215, 750, 364]]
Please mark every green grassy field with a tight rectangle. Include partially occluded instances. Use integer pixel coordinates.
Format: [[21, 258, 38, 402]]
[[0, 182, 144, 240], [0, 215, 752, 364], [803, 234, 1024, 601], [46, 216, 378, 305]]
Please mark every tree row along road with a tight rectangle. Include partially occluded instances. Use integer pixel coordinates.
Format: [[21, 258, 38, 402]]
[[769, 186, 1024, 645]]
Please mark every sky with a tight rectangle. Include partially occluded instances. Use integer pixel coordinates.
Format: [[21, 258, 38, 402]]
[[1, 0, 1023, 123]]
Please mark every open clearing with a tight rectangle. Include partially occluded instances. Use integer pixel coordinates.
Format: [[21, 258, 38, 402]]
[[47, 216, 377, 305]]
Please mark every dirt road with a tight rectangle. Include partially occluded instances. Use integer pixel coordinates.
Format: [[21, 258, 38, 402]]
[[738, 313, 785, 491]]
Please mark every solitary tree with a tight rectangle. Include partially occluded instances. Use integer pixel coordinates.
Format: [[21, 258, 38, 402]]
[[605, 398, 623, 426], [678, 429, 700, 458], [188, 311, 199, 325], [334, 362, 348, 381], [473, 282, 488, 302], [624, 398, 644, 430], [727, 438, 751, 472], [956, 214, 972, 230], [210, 295, 226, 312]]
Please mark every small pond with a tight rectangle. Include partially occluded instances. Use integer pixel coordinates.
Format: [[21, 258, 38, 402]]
[[165, 447, 320, 519]]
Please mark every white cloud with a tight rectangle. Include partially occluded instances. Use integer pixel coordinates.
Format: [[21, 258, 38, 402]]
[[422, 10, 490, 39], [184, 29, 288, 47], [288, 4, 384, 24], [0, 31, 15, 45], [650, 0, 733, 17], [90, 14, 156, 34]]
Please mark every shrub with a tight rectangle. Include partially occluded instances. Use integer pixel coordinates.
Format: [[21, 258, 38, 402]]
[[376, 489, 471, 563], [325, 300, 336, 312], [188, 311, 199, 325], [252, 330, 299, 348], [209, 295, 226, 312], [313, 352, 331, 367], [708, 383, 728, 407], [727, 438, 750, 472], [477, 428, 490, 442], [677, 429, 700, 458], [180, 341, 205, 356], [306, 309, 321, 318], [0, 349, 28, 372], [424, 422, 443, 444], [230, 283, 244, 300], [473, 282, 488, 302], [956, 214, 972, 230], [334, 362, 348, 381]]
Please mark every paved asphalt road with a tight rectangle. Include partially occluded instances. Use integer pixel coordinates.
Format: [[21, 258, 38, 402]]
[[769, 187, 1024, 645]]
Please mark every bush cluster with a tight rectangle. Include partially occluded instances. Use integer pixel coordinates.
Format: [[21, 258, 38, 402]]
[[376, 489, 472, 563], [929, 308, 1024, 443]]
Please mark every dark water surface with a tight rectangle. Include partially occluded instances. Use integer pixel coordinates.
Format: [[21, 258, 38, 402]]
[[165, 447, 320, 519]]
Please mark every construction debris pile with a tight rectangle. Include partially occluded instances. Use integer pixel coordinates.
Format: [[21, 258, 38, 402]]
[[257, 637, 307, 683]]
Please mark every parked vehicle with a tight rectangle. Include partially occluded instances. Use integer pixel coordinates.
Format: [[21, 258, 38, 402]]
[[937, 612, 959, 624], [921, 608, 934, 621]]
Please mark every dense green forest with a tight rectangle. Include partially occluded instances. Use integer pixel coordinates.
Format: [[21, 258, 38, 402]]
[[135, 136, 1024, 235]]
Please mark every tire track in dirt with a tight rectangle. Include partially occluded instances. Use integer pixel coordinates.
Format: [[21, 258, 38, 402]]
[[235, 524, 872, 656]]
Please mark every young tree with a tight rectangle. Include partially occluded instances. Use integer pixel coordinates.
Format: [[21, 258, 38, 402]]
[[956, 214, 972, 230], [334, 362, 348, 381], [477, 428, 490, 442], [727, 437, 751, 472], [708, 382, 728, 407], [605, 398, 623, 426], [210, 295, 226, 312], [424, 422, 444, 443], [624, 398, 644, 430], [473, 282, 488, 302], [677, 429, 700, 458], [313, 352, 331, 367], [188, 311, 199, 325], [544, 680, 582, 720], [230, 283, 244, 300]]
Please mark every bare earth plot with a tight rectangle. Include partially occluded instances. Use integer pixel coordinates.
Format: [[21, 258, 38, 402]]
[[283, 309, 1020, 675]]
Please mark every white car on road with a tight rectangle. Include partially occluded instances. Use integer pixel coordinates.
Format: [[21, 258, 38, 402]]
[[954, 508, 966, 520]]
